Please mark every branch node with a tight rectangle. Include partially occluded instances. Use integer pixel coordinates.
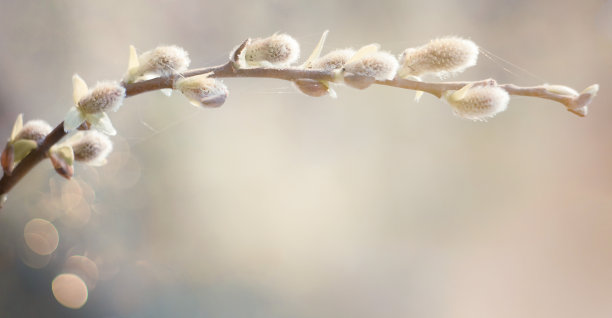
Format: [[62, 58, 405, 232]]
[[230, 38, 251, 71]]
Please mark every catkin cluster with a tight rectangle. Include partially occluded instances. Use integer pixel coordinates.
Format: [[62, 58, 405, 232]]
[[119, 33, 512, 121], [283, 32, 505, 120], [56, 34, 527, 180]]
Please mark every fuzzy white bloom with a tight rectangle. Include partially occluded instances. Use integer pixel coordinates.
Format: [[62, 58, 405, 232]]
[[77, 82, 125, 114], [139, 45, 190, 75], [123, 45, 190, 94], [175, 73, 229, 108], [398, 37, 479, 78], [124, 45, 190, 83], [1, 114, 50, 174], [64, 75, 125, 135], [67, 131, 113, 166], [310, 49, 355, 71], [295, 49, 353, 97], [291, 31, 340, 98], [293, 79, 332, 97], [343, 50, 398, 81], [14, 120, 52, 142], [243, 33, 300, 67], [444, 83, 509, 121]]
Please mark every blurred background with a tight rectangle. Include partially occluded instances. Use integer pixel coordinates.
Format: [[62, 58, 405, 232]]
[[0, 0, 611, 317]]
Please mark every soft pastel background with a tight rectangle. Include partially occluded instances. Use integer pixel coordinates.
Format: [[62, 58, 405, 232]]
[[0, 0, 611, 317]]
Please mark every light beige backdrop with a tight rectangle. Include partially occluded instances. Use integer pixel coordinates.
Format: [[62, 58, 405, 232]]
[[0, 0, 611, 317]]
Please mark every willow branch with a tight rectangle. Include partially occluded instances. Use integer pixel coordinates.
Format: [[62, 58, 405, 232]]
[[0, 61, 597, 202], [129, 62, 588, 110]]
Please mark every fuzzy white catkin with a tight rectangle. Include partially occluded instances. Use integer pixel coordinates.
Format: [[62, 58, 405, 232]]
[[310, 49, 355, 71], [14, 120, 52, 142], [78, 82, 126, 114], [70, 131, 112, 163], [343, 51, 398, 81], [295, 49, 356, 96], [137, 45, 190, 77], [446, 86, 509, 120], [244, 34, 300, 66], [293, 80, 329, 97], [176, 76, 229, 108], [399, 37, 478, 78]]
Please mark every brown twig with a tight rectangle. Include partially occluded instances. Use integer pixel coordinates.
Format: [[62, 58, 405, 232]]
[[0, 61, 597, 203]]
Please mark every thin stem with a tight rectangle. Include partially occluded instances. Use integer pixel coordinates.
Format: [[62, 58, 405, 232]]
[[0, 61, 595, 201]]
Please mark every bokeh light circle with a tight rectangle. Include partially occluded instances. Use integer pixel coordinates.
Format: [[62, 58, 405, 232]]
[[51, 273, 88, 309], [23, 218, 59, 255]]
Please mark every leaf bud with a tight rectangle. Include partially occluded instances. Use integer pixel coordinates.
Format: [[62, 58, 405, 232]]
[[566, 84, 599, 117], [1, 143, 13, 176], [543, 84, 579, 96], [48, 145, 74, 180]]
